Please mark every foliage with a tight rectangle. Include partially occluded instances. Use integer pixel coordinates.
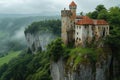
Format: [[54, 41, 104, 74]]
[[25, 19, 61, 36], [87, 4, 107, 19], [47, 38, 64, 62], [0, 51, 21, 66], [0, 51, 51, 80], [67, 47, 97, 67]]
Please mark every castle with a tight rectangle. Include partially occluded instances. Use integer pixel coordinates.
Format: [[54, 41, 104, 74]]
[[61, 1, 109, 47]]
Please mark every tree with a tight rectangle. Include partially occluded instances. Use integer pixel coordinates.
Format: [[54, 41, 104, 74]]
[[97, 9, 109, 20], [80, 12, 83, 16], [47, 38, 64, 62], [95, 5, 106, 12], [109, 7, 120, 26], [87, 4, 107, 19]]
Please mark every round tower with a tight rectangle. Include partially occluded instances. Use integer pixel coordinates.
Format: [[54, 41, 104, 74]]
[[69, 1, 77, 19]]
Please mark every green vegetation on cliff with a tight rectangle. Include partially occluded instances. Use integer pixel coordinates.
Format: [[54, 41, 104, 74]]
[[25, 19, 61, 36], [47, 38, 64, 62]]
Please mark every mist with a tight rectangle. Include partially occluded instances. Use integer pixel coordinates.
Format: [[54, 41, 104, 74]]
[[0, 16, 59, 55]]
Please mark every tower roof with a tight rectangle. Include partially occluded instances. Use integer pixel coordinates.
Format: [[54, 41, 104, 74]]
[[69, 1, 77, 6]]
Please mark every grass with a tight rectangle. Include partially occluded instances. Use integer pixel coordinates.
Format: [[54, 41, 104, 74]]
[[0, 51, 21, 66], [66, 47, 98, 69]]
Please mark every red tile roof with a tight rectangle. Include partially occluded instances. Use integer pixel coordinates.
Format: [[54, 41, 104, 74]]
[[76, 16, 94, 25], [76, 16, 108, 25], [96, 20, 108, 25], [69, 1, 77, 6]]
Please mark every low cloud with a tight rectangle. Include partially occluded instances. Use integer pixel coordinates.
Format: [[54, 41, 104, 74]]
[[0, 0, 119, 15], [13, 26, 25, 40]]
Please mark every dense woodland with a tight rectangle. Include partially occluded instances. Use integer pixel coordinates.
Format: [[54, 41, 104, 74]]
[[0, 5, 120, 80], [25, 19, 61, 36]]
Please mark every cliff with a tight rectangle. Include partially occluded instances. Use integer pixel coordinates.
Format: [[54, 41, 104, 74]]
[[48, 38, 119, 80], [24, 20, 61, 53], [50, 47, 112, 80], [25, 32, 55, 53]]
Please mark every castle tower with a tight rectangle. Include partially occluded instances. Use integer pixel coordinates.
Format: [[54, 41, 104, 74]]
[[61, 8, 72, 45], [61, 1, 77, 45], [69, 1, 77, 20]]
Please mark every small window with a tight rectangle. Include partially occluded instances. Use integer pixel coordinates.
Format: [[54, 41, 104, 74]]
[[79, 38, 81, 41], [79, 26, 81, 29], [92, 26, 95, 30], [76, 37, 78, 42], [77, 37, 78, 40], [77, 32, 78, 35], [107, 27, 109, 30]]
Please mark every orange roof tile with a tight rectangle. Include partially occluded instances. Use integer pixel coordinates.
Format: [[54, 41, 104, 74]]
[[69, 1, 77, 6], [76, 16, 108, 25], [96, 20, 108, 25], [76, 16, 94, 25]]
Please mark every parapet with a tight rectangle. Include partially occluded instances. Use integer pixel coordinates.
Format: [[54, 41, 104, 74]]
[[61, 9, 72, 17]]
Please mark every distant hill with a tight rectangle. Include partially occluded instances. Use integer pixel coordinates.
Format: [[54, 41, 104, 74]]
[[0, 14, 60, 18]]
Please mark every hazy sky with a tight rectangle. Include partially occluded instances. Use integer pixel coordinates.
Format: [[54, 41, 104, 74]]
[[0, 0, 119, 15]]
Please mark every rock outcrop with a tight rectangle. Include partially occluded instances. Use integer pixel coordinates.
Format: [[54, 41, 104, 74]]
[[25, 32, 55, 54], [50, 48, 112, 80]]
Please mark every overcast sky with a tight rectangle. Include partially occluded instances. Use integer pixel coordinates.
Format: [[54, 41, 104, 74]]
[[0, 0, 119, 15]]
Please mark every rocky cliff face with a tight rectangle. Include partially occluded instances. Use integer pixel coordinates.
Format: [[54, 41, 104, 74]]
[[25, 32, 55, 54], [51, 58, 64, 80], [51, 49, 112, 80]]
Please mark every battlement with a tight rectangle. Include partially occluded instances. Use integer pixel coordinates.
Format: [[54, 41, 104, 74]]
[[61, 9, 72, 17]]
